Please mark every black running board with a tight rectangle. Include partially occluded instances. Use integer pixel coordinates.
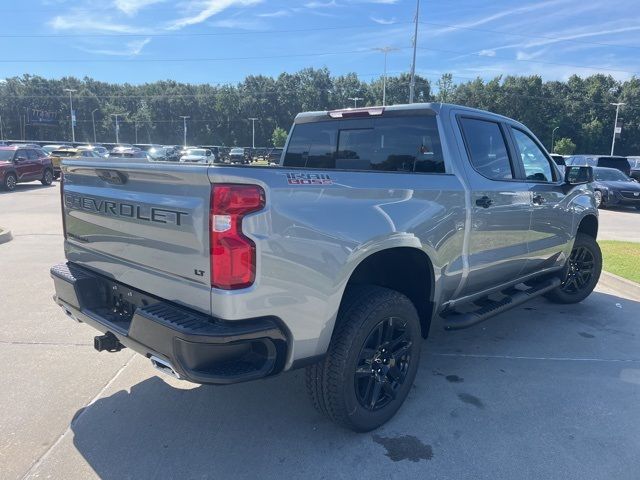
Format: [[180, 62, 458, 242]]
[[442, 278, 561, 330]]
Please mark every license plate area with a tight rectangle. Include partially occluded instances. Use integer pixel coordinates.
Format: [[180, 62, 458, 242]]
[[84, 277, 158, 333]]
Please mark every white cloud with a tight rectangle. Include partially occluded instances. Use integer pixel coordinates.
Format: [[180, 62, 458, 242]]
[[210, 17, 266, 30], [78, 38, 151, 56], [430, 0, 570, 37], [170, 0, 263, 30], [304, 0, 338, 8], [370, 16, 396, 25], [257, 9, 291, 18], [478, 49, 496, 57], [525, 25, 640, 49], [114, 0, 166, 16], [516, 49, 546, 61], [49, 14, 143, 33]]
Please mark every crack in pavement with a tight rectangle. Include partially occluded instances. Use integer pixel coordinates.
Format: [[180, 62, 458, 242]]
[[20, 352, 136, 480], [430, 352, 640, 363], [0, 340, 91, 347]]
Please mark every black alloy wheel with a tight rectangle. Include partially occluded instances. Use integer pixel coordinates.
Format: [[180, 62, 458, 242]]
[[560, 245, 596, 294], [355, 317, 412, 411]]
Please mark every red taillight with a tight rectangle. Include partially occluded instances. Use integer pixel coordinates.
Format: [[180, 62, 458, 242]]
[[210, 184, 265, 290], [60, 172, 67, 239]]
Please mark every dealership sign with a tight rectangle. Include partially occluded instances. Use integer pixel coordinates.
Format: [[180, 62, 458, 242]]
[[27, 109, 57, 126]]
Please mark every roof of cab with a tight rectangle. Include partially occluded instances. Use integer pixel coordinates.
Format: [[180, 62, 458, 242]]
[[294, 102, 520, 125]]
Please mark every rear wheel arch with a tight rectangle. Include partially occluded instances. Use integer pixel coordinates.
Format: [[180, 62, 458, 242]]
[[343, 247, 435, 338]]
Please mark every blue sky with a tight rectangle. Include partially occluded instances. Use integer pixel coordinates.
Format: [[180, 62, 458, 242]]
[[1, 0, 639, 86]]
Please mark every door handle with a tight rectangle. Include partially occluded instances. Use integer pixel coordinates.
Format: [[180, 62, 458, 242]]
[[475, 196, 493, 208], [532, 194, 545, 205]]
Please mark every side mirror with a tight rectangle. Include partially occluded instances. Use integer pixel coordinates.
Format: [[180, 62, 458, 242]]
[[564, 165, 593, 185]]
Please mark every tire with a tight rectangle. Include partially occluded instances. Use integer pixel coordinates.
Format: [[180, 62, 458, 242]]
[[41, 169, 53, 186], [594, 190, 602, 208], [3, 173, 17, 191], [305, 285, 421, 432], [545, 233, 602, 304]]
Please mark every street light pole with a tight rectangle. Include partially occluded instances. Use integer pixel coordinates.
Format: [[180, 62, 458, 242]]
[[0, 115, 3, 141], [610, 102, 625, 155], [248, 118, 258, 148], [551, 126, 559, 153], [180, 116, 190, 147], [64, 88, 77, 143], [348, 97, 364, 108], [91, 109, 98, 144], [374, 47, 399, 106], [408, 0, 420, 103], [111, 113, 124, 144]]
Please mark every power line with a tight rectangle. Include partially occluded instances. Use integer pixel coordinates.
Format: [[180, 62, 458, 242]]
[[1, 43, 638, 77], [420, 21, 640, 51], [0, 22, 413, 38]]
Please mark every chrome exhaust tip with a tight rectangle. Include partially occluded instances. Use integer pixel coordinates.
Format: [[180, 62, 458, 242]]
[[150, 356, 181, 380]]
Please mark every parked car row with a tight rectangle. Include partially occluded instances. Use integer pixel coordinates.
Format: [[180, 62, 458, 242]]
[[0, 145, 54, 190], [548, 154, 640, 210]]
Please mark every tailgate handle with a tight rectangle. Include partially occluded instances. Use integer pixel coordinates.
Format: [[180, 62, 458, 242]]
[[96, 169, 128, 185]]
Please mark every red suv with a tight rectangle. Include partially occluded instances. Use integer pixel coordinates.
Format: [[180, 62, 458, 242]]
[[0, 146, 54, 191]]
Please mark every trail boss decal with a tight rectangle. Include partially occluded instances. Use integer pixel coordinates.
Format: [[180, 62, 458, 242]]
[[284, 172, 333, 185]]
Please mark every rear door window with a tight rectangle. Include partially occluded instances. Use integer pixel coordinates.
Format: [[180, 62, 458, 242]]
[[459, 117, 513, 180], [283, 115, 445, 173]]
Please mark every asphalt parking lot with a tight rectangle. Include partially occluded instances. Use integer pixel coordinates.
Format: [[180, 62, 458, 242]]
[[1, 182, 639, 480]]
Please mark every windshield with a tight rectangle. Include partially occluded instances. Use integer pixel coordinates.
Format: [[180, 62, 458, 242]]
[[0, 150, 14, 161], [594, 169, 630, 181], [231, 148, 244, 154], [186, 149, 206, 156]]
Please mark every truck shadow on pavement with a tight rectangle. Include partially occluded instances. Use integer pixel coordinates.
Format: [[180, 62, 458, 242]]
[[68, 290, 640, 480]]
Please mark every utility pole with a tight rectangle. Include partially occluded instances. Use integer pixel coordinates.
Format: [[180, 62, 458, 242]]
[[610, 102, 625, 155], [180, 116, 190, 147], [0, 114, 3, 141], [348, 97, 364, 108], [64, 88, 77, 143], [374, 47, 399, 106], [551, 126, 559, 153], [91, 109, 98, 144], [134, 121, 139, 144], [408, 0, 420, 103], [111, 113, 124, 144], [248, 118, 258, 148]]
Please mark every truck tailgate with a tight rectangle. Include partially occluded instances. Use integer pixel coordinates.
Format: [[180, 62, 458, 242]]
[[62, 160, 212, 314]]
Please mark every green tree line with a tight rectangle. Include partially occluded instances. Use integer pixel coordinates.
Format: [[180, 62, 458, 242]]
[[1, 69, 638, 155]]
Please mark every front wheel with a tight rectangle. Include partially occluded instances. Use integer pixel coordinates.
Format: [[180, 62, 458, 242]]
[[3, 173, 17, 191], [41, 169, 53, 186], [305, 286, 421, 432], [545, 233, 602, 304], [594, 190, 602, 208]]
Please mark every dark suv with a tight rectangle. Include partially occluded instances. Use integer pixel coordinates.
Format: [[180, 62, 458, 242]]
[[0, 146, 54, 191], [566, 155, 631, 176]]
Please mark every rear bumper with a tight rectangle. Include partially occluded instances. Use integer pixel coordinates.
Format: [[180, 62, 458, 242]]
[[51, 262, 288, 385]]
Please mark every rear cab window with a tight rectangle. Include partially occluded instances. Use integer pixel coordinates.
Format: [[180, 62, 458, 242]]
[[283, 114, 445, 173]]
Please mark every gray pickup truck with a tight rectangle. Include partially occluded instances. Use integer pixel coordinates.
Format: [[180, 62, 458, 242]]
[[51, 103, 600, 431]]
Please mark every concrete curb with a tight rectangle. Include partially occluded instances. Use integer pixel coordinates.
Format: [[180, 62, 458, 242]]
[[0, 228, 12, 245], [599, 271, 640, 301]]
